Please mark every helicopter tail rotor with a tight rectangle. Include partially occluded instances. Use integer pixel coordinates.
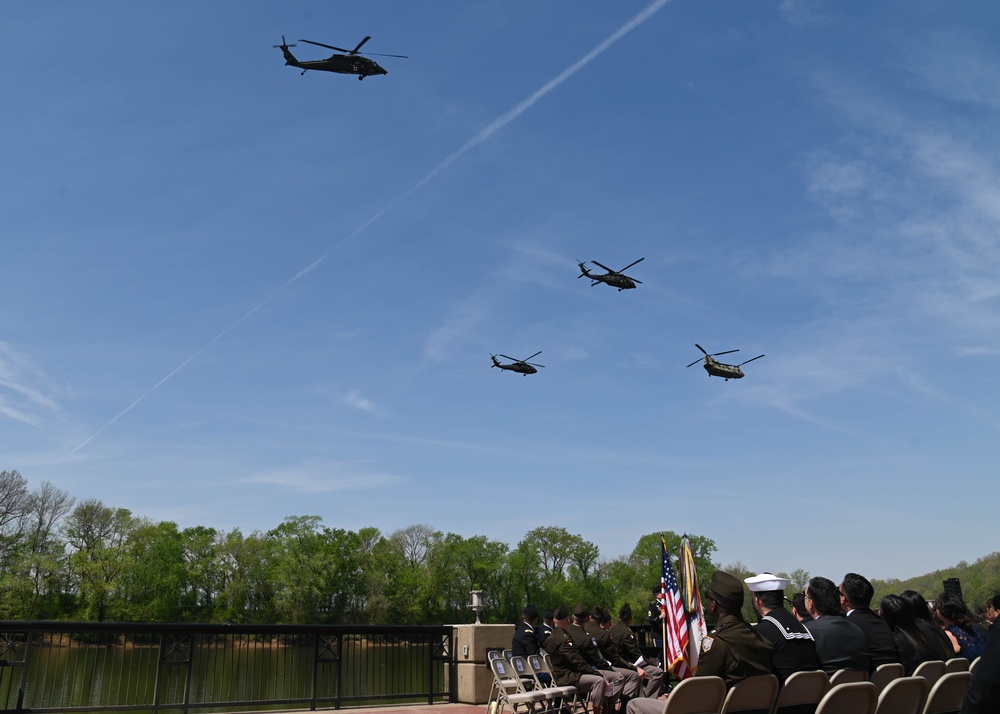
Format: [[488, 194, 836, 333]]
[[273, 35, 297, 49]]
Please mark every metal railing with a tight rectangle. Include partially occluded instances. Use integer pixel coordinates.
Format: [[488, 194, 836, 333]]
[[0, 621, 454, 714]]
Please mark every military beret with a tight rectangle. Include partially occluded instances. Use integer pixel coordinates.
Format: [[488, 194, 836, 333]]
[[744, 573, 789, 593], [707, 571, 744, 610]]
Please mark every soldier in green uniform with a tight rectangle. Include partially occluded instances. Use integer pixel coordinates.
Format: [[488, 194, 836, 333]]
[[568, 603, 626, 708], [585, 606, 641, 702], [696, 571, 774, 687], [544, 604, 607, 714], [609, 604, 666, 698]]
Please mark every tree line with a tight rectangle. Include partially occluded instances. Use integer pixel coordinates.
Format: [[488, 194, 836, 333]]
[[2, 470, 996, 625], [0, 470, 720, 624]]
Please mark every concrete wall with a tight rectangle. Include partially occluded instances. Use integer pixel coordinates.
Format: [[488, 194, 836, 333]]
[[451, 624, 514, 704]]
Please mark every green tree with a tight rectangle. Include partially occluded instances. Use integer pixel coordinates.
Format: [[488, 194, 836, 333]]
[[63, 499, 137, 621]]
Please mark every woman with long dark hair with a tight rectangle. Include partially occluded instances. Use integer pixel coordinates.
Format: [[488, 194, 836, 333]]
[[935, 591, 986, 659], [879, 594, 949, 674]]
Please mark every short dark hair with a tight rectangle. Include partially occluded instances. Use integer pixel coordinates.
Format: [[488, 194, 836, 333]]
[[989, 592, 1000, 610], [841, 573, 874, 608], [791, 592, 808, 617], [807, 577, 843, 616], [754, 590, 785, 610], [543, 609, 554, 622], [523, 604, 538, 621]]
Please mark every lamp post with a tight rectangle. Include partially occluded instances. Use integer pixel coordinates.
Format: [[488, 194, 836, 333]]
[[469, 589, 485, 624]]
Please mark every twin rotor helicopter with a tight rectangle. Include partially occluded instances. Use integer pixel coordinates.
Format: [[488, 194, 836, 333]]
[[493, 260, 766, 380]]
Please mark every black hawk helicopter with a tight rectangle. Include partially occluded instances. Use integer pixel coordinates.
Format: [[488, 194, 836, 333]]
[[686, 344, 764, 381], [577, 258, 644, 291], [273, 35, 407, 79], [490, 352, 544, 376]]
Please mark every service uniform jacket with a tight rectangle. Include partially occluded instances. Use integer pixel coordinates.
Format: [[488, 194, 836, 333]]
[[584, 621, 629, 669], [846, 608, 900, 671], [512, 621, 541, 658], [804, 614, 870, 674], [755, 608, 821, 682], [696, 614, 773, 687], [544, 627, 597, 688], [568, 622, 612, 670], [609, 621, 644, 666]]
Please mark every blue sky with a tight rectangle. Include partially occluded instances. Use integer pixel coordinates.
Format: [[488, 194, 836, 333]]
[[3, 1, 999, 582]]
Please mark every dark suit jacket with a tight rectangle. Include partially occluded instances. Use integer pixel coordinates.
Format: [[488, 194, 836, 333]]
[[512, 621, 540, 657], [804, 615, 870, 674], [962, 623, 1000, 713], [847, 608, 899, 671]]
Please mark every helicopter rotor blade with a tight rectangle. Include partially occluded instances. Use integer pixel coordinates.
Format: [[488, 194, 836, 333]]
[[694, 344, 709, 356], [299, 39, 351, 53], [273, 35, 297, 48], [712, 349, 739, 357], [523, 351, 543, 362], [498, 355, 519, 363], [686, 358, 703, 368], [527, 363, 545, 368], [363, 51, 409, 58], [624, 276, 643, 284], [619, 257, 645, 272], [591, 260, 614, 273], [739, 354, 765, 367], [351, 36, 372, 54]]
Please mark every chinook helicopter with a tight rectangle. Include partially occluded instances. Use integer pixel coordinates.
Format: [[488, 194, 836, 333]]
[[490, 352, 545, 376], [577, 258, 644, 291], [273, 35, 407, 79], [686, 344, 764, 380]]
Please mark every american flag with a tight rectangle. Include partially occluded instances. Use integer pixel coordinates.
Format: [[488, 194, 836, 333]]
[[660, 535, 691, 679]]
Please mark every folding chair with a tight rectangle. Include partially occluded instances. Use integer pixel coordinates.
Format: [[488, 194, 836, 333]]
[[488, 656, 547, 714], [919, 671, 972, 714], [968, 656, 980, 675], [869, 663, 904, 695], [828, 669, 867, 686], [943, 658, 968, 673], [523, 654, 580, 713], [720, 674, 778, 714], [874, 676, 928, 714], [911, 661, 945, 690], [660, 675, 726, 714], [773, 670, 829, 714], [814, 682, 877, 714]]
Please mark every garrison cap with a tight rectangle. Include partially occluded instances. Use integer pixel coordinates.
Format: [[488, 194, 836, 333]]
[[619, 603, 633, 620], [745, 573, 789, 593], [554, 604, 570, 621], [572, 603, 589, 619], [707, 571, 744, 610]]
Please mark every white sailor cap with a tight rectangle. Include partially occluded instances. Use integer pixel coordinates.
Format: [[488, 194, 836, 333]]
[[744, 573, 789, 592]]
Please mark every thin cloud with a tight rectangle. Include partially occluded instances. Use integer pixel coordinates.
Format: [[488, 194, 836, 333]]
[[247, 463, 403, 494], [0, 342, 60, 427], [342, 390, 379, 414], [778, 0, 832, 27]]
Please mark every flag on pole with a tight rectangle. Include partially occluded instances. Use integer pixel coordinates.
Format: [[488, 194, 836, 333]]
[[660, 535, 691, 679], [679, 535, 707, 676]]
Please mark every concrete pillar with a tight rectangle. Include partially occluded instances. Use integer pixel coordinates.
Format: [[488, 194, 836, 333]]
[[451, 623, 514, 704]]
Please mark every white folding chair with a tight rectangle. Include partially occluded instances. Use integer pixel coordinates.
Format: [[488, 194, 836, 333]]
[[869, 663, 904, 695], [488, 656, 547, 714], [773, 669, 829, 714], [815, 682, 877, 714], [911, 661, 945, 690], [919, 671, 972, 714], [522, 654, 580, 713], [943, 658, 968, 673], [874, 676, 928, 714], [661, 675, 726, 714], [721, 674, 778, 714], [828, 669, 867, 686]]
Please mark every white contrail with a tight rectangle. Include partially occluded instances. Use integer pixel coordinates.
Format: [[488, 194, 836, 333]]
[[66, 0, 670, 457]]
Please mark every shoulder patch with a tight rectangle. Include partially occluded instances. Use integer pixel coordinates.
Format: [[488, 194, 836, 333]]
[[701, 636, 714, 653]]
